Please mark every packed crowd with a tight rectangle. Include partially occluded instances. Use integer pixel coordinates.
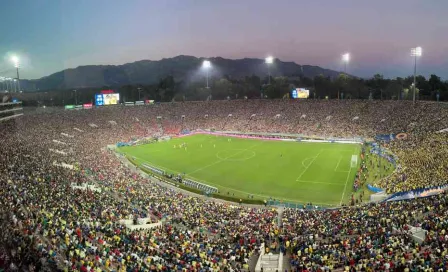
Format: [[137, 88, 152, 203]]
[[0, 99, 447, 271], [374, 132, 448, 193]]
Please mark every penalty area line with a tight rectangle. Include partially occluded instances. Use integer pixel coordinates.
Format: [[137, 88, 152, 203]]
[[295, 150, 322, 181], [339, 145, 358, 205], [296, 180, 345, 186]]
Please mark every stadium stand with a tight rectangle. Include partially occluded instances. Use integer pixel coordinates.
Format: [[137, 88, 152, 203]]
[[0, 100, 447, 271]]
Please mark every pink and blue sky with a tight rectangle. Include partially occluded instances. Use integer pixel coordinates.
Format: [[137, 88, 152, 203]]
[[0, 0, 447, 79]]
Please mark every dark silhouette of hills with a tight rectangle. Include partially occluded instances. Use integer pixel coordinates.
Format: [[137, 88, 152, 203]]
[[21, 55, 342, 91]]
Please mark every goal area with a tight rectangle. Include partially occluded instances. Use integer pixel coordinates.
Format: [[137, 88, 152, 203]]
[[351, 155, 358, 168]]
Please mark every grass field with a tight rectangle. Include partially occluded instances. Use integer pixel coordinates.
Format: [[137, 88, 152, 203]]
[[118, 134, 362, 206]]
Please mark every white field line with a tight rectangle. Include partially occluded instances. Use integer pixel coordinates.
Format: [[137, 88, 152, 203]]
[[339, 164, 353, 205], [187, 142, 262, 175], [334, 156, 342, 171], [133, 155, 337, 206], [301, 157, 313, 168], [180, 174, 338, 206], [295, 150, 323, 181], [339, 146, 359, 205], [296, 180, 345, 185]]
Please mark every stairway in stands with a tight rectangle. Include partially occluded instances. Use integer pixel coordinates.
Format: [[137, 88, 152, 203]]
[[156, 118, 164, 135]]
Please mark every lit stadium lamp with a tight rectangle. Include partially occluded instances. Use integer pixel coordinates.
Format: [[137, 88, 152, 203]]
[[202, 60, 211, 88], [342, 53, 350, 63], [411, 47, 422, 57], [411, 47, 422, 103], [202, 60, 211, 69], [342, 53, 350, 74], [11, 56, 19, 68], [10, 55, 21, 92], [265, 56, 274, 85]]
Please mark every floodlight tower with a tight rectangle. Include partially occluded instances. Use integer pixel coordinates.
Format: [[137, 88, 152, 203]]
[[411, 47, 422, 103], [265, 56, 274, 85], [11, 56, 20, 92], [202, 60, 211, 88], [342, 53, 350, 74]]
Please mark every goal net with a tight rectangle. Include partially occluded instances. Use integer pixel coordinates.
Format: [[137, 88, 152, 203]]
[[351, 155, 358, 168]]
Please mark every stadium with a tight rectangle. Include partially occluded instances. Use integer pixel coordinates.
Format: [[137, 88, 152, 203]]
[[1, 98, 447, 271], [2, 2, 448, 270]]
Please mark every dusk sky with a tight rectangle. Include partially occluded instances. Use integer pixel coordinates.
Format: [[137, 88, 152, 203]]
[[0, 0, 447, 80]]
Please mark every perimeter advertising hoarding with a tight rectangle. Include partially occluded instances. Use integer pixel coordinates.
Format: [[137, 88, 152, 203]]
[[65, 105, 75, 110], [83, 103, 93, 109]]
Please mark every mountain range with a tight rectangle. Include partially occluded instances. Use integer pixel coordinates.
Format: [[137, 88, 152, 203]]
[[21, 55, 343, 91]]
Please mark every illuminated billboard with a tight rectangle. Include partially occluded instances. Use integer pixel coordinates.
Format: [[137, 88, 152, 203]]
[[95, 94, 104, 106], [95, 93, 120, 106], [103, 93, 120, 105], [291, 88, 310, 99]]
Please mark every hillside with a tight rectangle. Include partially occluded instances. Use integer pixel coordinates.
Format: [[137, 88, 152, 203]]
[[21, 55, 342, 91]]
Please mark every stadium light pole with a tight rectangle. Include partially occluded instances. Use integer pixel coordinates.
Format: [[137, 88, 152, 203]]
[[411, 47, 422, 103], [73, 90, 78, 105], [8, 78, 14, 92], [4, 78, 9, 92], [11, 56, 20, 92], [342, 53, 350, 74], [13, 79, 18, 93], [265, 56, 274, 85], [202, 60, 211, 88], [137, 87, 142, 100]]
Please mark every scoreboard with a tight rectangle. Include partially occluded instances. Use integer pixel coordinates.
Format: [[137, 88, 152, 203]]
[[291, 88, 310, 99], [95, 93, 120, 106]]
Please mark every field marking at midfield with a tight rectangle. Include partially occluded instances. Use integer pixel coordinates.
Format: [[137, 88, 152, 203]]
[[339, 146, 359, 205], [187, 142, 262, 175], [295, 150, 323, 181], [296, 180, 345, 185]]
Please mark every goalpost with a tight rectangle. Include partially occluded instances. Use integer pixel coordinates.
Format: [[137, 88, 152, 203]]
[[350, 155, 358, 168]]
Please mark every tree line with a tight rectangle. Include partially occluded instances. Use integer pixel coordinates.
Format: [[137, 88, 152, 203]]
[[16, 73, 448, 106]]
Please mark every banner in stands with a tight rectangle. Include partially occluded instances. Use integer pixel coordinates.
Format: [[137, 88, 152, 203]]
[[369, 143, 397, 166], [367, 184, 384, 193], [375, 134, 396, 142], [385, 185, 448, 202]]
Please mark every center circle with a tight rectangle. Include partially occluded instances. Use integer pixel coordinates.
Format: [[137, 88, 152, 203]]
[[216, 149, 256, 161]]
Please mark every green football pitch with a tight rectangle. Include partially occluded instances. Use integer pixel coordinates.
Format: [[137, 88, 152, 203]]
[[118, 134, 362, 206]]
